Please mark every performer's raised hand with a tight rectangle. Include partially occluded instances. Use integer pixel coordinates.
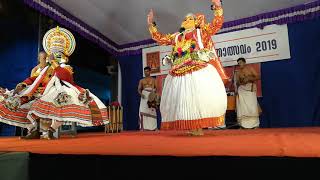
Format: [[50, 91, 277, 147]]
[[212, 0, 221, 7], [147, 9, 154, 25], [0, 87, 6, 94], [14, 83, 26, 94]]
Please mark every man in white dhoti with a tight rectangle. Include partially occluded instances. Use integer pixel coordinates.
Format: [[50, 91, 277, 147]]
[[235, 58, 261, 129], [138, 66, 158, 131]]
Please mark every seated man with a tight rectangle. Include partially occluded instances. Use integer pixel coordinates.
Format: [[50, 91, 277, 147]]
[[235, 58, 261, 129]]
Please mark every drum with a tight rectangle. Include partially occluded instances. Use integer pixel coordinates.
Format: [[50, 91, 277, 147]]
[[147, 92, 161, 109], [227, 95, 236, 110]]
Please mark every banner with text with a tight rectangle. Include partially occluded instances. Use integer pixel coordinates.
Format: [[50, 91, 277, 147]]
[[213, 24, 291, 66]]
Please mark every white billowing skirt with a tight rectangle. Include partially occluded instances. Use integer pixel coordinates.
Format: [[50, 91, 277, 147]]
[[160, 64, 227, 130], [27, 76, 109, 127]]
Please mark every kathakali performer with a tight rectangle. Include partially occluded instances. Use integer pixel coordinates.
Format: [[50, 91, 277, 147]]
[[0, 27, 109, 139], [147, 0, 228, 135]]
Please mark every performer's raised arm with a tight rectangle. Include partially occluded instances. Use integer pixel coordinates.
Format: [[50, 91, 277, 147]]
[[202, 0, 224, 36], [147, 9, 175, 45]]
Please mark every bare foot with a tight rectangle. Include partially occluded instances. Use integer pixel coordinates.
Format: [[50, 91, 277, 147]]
[[196, 128, 204, 136], [186, 129, 204, 136]]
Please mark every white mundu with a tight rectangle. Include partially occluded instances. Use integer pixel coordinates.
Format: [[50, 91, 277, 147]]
[[139, 87, 157, 130], [236, 83, 260, 128]]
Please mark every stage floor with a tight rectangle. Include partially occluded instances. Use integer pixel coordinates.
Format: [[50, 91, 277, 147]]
[[0, 127, 320, 157]]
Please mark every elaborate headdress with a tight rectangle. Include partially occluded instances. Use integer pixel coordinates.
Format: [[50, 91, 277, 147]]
[[42, 26, 76, 64], [180, 13, 206, 30]]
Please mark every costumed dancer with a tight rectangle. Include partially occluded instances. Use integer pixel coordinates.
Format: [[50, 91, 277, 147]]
[[0, 27, 109, 139], [147, 0, 228, 135], [24, 27, 109, 139]]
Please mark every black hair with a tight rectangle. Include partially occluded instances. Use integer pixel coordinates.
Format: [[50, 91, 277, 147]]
[[179, 27, 185, 33], [237, 57, 246, 63], [144, 66, 151, 71]]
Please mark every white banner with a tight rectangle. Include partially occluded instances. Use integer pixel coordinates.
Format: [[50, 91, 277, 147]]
[[213, 24, 291, 66], [142, 24, 291, 75]]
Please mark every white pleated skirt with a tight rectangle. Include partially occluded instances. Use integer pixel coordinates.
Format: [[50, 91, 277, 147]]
[[160, 64, 227, 130]]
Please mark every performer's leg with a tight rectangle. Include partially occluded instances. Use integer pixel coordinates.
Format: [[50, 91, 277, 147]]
[[47, 120, 63, 140], [51, 120, 63, 130], [187, 128, 204, 136], [21, 119, 40, 139], [197, 128, 204, 136], [38, 120, 63, 140]]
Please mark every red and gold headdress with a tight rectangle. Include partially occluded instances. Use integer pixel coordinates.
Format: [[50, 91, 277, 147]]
[[42, 26, 76, 63]]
